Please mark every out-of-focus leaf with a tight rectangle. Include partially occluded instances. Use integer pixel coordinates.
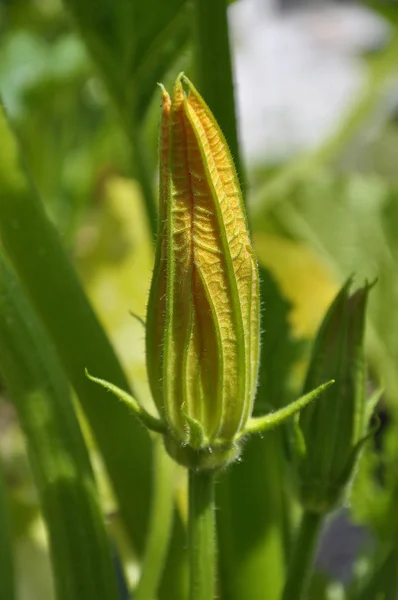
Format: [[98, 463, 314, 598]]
[[249, 26, 398, 226], [350, 544, 398, 600], [0, 27, 120, 240], [76, 175, 154, 405], [0, 461, 15, 600], [217, 267, 302, 600], [364, 2, 398, 26], [254, 233, 338, 340], [255, 172, 398, 407], [307, 572, 337, 600], [255, 265, 304, 414], [0, 31, 90, 118], [63, 0, 189, 120], [0, 255, 119, 600], [217, 433, 287, 600], [0, 100, 152, 556], [135, 440, 175, 600], [62, 0, 191, 236], [158, 510, 189, 600], [15, 533, 54, 600], [351, 416, 398, 540]]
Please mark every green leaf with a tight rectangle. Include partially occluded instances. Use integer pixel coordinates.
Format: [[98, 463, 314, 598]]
[[158, 509, 189, 600], [63, 0, 189, 120], [0, 255, 119, 600], [62, 0, 191, 237], [0, 100, 152, 556], [0, 462, 15, 600], [351, 544, 398, 600], [258, 171, 398, 408], [351, 414, 398, 542]]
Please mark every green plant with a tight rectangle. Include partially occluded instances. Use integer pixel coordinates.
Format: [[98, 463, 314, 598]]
[[0, 1, 398, 599]]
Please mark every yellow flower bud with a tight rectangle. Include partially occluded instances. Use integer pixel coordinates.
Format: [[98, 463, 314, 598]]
[[145, 74, 260, 468], [86, 75, 332, 472]]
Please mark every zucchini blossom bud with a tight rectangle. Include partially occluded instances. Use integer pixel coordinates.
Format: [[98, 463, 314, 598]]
[[86, 74, 333, 472], [145, 74, 260, 469]]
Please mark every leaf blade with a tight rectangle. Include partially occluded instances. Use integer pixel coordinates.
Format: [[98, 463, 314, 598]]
[[0, 101, 152, 555], [0, 255, 120, 600]]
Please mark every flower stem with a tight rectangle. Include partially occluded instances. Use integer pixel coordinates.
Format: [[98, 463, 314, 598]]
[[192, 0, 244, 191], [188, 469, 216, 600], [282, 510, 323, 600]]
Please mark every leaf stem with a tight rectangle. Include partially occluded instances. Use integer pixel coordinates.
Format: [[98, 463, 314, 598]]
[[282, 510, 323, 600], [188, 469, 216, 600], [192, 0, 244, 191]]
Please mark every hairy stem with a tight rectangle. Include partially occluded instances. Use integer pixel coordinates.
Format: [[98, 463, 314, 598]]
[[188, 469, 216, 600]]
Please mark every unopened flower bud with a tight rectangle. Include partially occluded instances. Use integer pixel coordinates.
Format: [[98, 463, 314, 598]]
[[145, 74, 260, 469], [86, 75, 333, 472]]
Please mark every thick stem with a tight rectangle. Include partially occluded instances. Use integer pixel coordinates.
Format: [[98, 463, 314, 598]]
[[282, 510, 323, 600], [188, 469, 216, 600], [192, 0, 244, 192]]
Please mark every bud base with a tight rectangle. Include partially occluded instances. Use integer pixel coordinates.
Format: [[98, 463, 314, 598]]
[[164, 435, 241, 471]]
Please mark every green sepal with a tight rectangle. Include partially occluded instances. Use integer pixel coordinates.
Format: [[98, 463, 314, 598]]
[[128, 310, 146, 328], [242, 380, 334, 438], [365, 387, 384, 424], [292, 414, 307, 462], [182, 407, 206, 450], [336, 414, 380, 493], [85, 370, 167, 434]]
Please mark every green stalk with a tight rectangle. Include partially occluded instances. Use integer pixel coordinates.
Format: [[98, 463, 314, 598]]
[[192, 0, 244, 190], [135, 440, 175, 600], [188, 469, 216, 600], [282, 510, 323, 600], [0, 463, 15, 600]]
